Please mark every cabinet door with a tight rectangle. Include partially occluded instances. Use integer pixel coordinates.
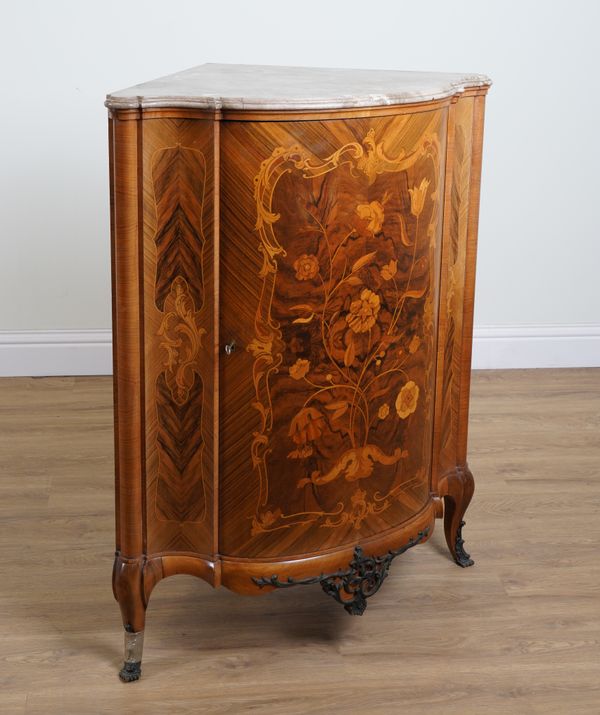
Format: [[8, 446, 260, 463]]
[[220, 111, 447, 558]]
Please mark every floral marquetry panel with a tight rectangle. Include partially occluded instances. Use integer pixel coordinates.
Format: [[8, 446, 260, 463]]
[[220, 111, 447, 558], [141, 118, 215, 556]]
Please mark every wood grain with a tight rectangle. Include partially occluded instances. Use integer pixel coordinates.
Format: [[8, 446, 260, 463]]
[[108, 94, 489, 659], [141, 118, 216, 556], [110, 90, 484, 631], [110, 117, 144, 559], [431, 94, 474, 485], [1, 369, 598, 713], [219, 110, 446, 559]]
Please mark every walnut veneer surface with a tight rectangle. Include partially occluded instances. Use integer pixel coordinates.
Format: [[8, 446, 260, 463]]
[[1, 370, 599, 712], [106, 63, 491, 679]]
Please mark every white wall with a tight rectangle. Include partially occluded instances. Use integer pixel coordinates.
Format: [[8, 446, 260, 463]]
[[1, 0, 599, 374]]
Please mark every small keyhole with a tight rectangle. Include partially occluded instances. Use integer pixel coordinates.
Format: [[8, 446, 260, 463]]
[[224, 341, 236, 355]]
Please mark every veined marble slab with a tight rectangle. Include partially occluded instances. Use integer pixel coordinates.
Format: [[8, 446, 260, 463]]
[[106, 63, 491, 111]]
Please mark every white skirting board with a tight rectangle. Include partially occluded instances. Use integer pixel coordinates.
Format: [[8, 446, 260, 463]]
[[0, 330, 113, 377], [472, 324, 600, 370], [0, 325, 599, 377]]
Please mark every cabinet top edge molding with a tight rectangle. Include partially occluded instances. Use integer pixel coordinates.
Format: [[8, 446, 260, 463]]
[[105, 62, 492, 112]]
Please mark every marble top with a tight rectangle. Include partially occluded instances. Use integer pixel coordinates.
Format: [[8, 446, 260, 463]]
[[105, 63, 491, 111]]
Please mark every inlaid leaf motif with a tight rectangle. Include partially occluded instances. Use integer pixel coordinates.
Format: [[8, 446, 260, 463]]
[[381, 260, 397, 281], [344, 336, 356, 367], [326, 401, 349, 421], [331, 406, 348, 421], [326, 401, 349, 411], [289, 407, 326, 444], [292, 314, 314, 324], [290, 303, 315, 324], [351, 251, 377, 274], [402, 287, 427, 300]]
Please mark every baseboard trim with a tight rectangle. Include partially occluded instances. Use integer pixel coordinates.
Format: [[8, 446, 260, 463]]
[[0, 324, 599, 376], [0, 330, 112, 377], [471, 323, 600, 369]]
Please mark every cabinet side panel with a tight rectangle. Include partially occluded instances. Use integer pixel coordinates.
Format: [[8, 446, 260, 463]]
[[220, 111, 446, 559], [431, 96, 475, 482], [141, 118, 215, 556], [457, 94, 487, 463], [111, 118, 144, 558]]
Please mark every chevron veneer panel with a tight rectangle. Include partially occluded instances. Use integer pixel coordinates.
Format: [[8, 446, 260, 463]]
[[142, 119, 215, 556]]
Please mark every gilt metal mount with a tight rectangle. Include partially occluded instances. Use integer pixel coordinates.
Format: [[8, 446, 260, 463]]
[[252, 528, 429, 615]]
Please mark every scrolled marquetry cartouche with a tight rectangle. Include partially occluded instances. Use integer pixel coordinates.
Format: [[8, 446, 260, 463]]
[[108, 63, 490, 680]]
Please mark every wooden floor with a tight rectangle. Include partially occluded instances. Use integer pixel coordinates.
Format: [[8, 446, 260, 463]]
[[0, 369, 599, 714]]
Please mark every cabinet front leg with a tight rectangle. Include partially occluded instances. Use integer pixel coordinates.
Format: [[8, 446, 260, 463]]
[[112, 555, 147, 682], [439, 466, 475, 567]]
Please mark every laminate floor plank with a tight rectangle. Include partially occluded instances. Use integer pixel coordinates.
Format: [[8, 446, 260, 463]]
[[0, 369, 598, 714]]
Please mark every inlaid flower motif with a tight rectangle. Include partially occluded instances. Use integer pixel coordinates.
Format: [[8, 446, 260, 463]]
[[408, 335, 421, 354], [288, 445, 314, 459], [289, 407, 326, 445], [293, 254, 319, 281], [378, 403, 390, 420], [255, 508, 282, 529], [289, 358, 310, 380], [346, 289, 381, 333], [408, 178, 430, 218], [356, 200, 385, 234], [381, 259, 397, 281], [247, 337, 272, 358], [395, 380, 420, 419]]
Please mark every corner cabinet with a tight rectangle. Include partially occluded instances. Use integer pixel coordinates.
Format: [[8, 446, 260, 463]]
[[106, 63, 491, 681]]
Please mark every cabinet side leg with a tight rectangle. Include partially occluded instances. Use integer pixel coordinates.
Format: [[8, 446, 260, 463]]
[[113, 555, 147, 681], [110, 107, 147, 682], [441, 466, 475, 567]]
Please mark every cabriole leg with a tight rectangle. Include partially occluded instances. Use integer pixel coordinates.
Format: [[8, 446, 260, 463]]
[[441, 466, 475, 567]]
